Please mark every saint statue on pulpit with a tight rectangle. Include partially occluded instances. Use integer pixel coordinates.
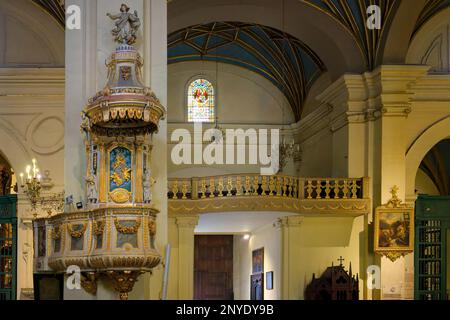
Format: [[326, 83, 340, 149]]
[[107, 4, 141, 45]]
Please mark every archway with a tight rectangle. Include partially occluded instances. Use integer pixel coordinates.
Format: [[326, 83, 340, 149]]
[[415, 139, 450, 196], [405, 117, 450, 200]]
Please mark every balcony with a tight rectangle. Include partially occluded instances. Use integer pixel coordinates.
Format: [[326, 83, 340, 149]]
[[168, 175, 371, 216]]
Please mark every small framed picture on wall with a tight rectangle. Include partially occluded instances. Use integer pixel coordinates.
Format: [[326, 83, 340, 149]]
[[266, 271, 273, 290], [252, 247, 264, 274]]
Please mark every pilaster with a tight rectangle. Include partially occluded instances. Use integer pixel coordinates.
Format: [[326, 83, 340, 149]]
[[280, 215, 303, 300], [176, 215, 199, 299]]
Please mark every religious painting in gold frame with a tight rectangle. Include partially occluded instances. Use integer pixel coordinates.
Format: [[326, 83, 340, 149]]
[[108, 144, 133, 204], [374, 186, 414, 262]]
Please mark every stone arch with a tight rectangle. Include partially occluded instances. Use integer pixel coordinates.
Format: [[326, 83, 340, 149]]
[[0, 121, 32, 179], [405, 116, 450, 199]]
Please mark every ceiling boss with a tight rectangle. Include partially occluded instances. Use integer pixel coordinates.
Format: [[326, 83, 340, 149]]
[[34, 4, 166, 300]]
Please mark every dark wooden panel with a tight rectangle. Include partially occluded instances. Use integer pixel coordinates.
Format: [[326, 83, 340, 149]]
[[194, 235, 233, 300]]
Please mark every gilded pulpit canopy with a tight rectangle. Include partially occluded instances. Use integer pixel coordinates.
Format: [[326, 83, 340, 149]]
[[107, 4, 141, 45]]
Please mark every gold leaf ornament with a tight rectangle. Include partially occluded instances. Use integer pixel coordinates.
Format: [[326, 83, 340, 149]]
[[114, 218, 141, 234]]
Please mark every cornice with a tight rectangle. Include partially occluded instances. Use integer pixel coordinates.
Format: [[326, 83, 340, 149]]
[[0, 68, 65, 96], [168, 197, 370, 217]]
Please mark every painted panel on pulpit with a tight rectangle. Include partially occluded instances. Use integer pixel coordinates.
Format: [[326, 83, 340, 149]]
[[110, 147, 132, 192], [116, 220, 138, 249]]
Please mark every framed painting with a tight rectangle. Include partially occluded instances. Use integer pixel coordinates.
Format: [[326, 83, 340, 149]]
[[266, 271, 273, 290], [374, 206, 414, 261], [252, 247, 264, 274], [250, 273, 263, 300]]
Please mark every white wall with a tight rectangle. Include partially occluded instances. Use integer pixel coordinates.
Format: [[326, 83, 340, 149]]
[[233, 222, 281, 300], [168, 61, 293, 125], [0, 0, 64, 67], [167, 60, 297, 176]]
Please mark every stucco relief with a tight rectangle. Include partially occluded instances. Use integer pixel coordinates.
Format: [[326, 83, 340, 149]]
[[26, 115, 64, 155]]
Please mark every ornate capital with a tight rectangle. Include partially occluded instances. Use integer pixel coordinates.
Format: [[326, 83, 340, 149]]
[[280, 215, 304, 227], [176, 216, 199, 228]]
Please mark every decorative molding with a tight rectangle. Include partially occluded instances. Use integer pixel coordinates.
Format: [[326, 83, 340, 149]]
[[175, 215, 200, 227], [169, 197, 370, 217], [279, 215, 304, 227]]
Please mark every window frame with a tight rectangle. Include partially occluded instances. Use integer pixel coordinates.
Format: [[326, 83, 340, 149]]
[[185, 76, 217, 123]]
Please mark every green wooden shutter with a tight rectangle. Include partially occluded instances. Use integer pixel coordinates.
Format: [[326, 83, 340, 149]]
[[0, 195, 17, 300], [415, 195, 450, 300]]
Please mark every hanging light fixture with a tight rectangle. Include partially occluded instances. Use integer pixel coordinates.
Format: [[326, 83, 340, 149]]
[[278, 0, 302, 173], [210, 48, 225, 144], [19, 158, 42, 214]]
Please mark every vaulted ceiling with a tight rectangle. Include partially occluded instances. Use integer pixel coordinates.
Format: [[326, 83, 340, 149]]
[[31, 0, 450, 120], [168, 22, 326, 121], [300, 0, 400, 70], [31, 0, 65, 28], [413, 0, 450, 38]]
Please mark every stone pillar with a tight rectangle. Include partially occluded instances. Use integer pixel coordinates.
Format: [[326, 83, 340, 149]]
[[280, 215, 303, 300], [376, 66, 429, 300], [140, 0, 168, 300], [16, 196, 34, 299], [176, 216, 199, 300]]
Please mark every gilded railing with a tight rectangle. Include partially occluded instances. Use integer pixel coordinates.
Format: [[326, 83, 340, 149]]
[[168, 175, 368, 200]]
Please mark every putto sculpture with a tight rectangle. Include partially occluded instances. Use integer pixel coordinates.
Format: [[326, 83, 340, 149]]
[[107, 3, 141, 45]]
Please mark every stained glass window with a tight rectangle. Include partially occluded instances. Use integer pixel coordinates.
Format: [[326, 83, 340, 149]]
[[187, 79, 215, 122]]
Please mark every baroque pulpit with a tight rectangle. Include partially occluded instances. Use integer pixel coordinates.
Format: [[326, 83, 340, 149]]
[[33, 4, 166, 300]]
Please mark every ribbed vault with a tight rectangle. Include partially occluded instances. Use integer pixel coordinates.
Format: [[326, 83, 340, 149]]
[[168, 22, 326, 121], [300, 0, 400, 70], [31, 0, 65, 28]]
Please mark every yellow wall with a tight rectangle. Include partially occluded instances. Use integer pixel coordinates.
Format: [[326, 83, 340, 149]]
[[294, 216, 365, 299]]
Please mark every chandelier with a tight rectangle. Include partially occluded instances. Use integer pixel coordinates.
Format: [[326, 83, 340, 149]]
[[19, 159, 42, 214]]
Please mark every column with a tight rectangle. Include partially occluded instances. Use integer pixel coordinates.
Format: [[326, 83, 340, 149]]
[[280, 215, 303, 300], [176, 216, 199, 300], [142, 0, 168, 300], [135, 140, 144, 203], [98, 142, 107, 203]]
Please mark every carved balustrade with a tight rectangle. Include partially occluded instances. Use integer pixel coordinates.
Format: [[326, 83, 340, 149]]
[[168, 175, 370, 216], [168, 175, 366, 200]]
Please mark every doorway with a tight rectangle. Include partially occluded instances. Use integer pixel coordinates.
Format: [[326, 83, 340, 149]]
[[194, 235, 233, 300]]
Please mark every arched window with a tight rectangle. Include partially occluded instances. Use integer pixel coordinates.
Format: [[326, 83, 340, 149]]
[[187, 78, 215, 123]]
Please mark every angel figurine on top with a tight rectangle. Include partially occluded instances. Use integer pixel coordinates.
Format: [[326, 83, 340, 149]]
[[107, 3, 141, 45]]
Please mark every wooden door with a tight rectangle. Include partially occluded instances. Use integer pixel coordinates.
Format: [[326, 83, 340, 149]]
[[194, 235, 233, 300]]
